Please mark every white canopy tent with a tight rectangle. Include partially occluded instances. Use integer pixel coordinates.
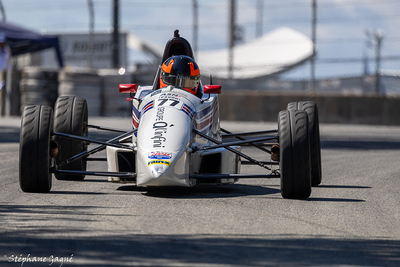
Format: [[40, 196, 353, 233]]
[[128, 27, 314, 80], [197, 27, 314, 79]]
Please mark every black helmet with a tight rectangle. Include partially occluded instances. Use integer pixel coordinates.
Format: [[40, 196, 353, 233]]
[[160, 55, 200, 95]]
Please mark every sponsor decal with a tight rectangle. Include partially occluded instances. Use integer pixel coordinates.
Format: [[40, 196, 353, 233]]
[[148, 151, 172, 159], [159, 92, 182, 101], [148, 160, 171, 166], [152, 121, 168, 148], [152, 106, 168, 148], [156, 107, 165, 121]]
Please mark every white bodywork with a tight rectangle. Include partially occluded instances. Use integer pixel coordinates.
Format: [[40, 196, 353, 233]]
[[107, 85, 240, 187]]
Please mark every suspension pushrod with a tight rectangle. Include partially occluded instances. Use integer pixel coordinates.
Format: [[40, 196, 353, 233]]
[[87, 124, 130, 133], [190, 173, 280, 179], [193, 129, 272, 170], [84, 158, 107, 161], [200, 136, 278, 151], [50, 168, 136, 178], [241, 160, 279, 165], [221, 128, 275, 154], [54, 129, 136, 168], [52, 132, 130, 149], [221, 128, 278, 138]]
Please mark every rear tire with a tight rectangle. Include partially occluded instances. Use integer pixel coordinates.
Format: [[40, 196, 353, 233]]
[[54, 96, 88, 180], [278, 109, 311, 199], [19, 105, 53, 192], [287, 101, 322, 186]]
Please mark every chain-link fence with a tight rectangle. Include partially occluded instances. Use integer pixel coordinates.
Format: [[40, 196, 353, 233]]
[[4, 0, 400, 94], [120, 0, 400, 94]]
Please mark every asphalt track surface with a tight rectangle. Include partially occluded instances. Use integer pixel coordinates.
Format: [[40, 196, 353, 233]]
[[1, 117, 400, 266]]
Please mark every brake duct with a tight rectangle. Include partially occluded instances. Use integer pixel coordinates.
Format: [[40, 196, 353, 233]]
[[50, 141, 59, 158], [271, 145, 280, 162]]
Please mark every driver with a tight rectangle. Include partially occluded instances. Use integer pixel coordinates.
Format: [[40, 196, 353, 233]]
[[159, 55, 200, 95]]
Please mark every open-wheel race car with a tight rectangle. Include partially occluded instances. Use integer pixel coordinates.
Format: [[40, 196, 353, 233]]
[[19, 30, 322, 199]]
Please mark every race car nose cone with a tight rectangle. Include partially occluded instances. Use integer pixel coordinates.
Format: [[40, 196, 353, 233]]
[[148, 159, 171, 178], [150, 164, 168, 178], [137, 150, 191, 187]]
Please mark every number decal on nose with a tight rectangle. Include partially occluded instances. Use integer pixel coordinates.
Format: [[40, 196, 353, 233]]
[[156, 98, 183, 110]]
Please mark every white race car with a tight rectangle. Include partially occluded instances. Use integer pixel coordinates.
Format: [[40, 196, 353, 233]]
[[19, 31, 321, 199]]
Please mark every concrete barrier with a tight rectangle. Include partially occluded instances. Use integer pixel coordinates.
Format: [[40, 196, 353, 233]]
[[219, 91, 400, 125], [10, 66, 400, 125]]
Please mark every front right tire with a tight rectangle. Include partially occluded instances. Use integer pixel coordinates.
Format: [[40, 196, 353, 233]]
[[53, 96, 88, 180], [19, 105, 53, 193]]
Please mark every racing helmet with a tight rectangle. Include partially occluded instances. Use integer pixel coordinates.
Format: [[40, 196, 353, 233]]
[[160, 55, 200, 95]]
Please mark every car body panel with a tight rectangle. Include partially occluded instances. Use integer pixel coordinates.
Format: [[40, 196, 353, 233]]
[[107, 85, 238, 187]]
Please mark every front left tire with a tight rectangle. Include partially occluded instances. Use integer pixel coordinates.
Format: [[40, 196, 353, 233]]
[[278, 109, 312, 199], [287, 101, 322, 186]]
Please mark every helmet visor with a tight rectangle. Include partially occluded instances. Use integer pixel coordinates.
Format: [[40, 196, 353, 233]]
[[161, 72, 200, 89]]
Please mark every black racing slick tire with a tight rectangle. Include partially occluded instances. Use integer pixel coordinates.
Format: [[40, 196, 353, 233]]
[[278, 109, 312, 199], [54, 96, 88, 181], [287, 101, 322, 186], [19, 105, 53, 193]]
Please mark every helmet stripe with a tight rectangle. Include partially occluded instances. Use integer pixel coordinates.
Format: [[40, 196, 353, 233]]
[[161, 59, 175, 73], [189, 62, 200, 76]]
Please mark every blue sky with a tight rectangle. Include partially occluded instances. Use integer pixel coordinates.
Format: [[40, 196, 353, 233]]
[[2, 0, 400, 79]]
